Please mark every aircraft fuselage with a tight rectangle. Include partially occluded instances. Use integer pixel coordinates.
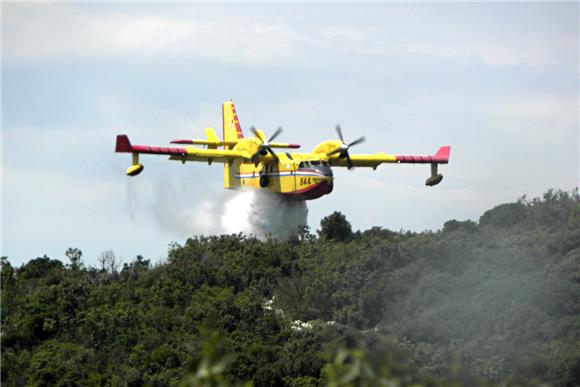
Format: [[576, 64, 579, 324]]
[[225, 156, 334, 201]]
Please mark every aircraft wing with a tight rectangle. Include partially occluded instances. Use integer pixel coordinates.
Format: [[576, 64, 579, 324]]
[[329, 146, 451, 168], [115, 135, 252, 164], [330, 146, 451, 186]]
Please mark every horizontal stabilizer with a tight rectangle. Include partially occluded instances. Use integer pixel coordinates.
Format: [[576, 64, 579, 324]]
[[271, 143, 301, 149], [170, 139, 300, 149], [115, 134, 187, 155], [170, 139, 238, 146]]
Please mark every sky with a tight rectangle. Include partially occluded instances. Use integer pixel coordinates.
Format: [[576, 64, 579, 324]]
[[2, 2, 579, 267]]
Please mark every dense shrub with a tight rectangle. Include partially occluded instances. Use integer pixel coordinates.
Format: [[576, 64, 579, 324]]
[[1, 190, 578, 386]]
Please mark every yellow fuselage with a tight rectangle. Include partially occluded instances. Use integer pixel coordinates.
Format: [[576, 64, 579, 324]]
[[223, 139, 335, 200]]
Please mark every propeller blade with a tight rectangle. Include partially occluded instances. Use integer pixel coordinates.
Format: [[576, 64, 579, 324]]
[[329, 125, 364, 168], [328, 147, 343, 156], [335, 125, 344, 143], [346, 154, 353, 169], [266, 146, 278, 160], [251, 152, 259, 163], [348, 136, 365, 147], [251, 127, 266, 142], [268, 127, 283, 143]]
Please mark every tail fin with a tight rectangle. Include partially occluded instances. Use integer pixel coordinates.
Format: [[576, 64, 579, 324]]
[[222, 100, 244, 145], [222, 101, 243, 189]]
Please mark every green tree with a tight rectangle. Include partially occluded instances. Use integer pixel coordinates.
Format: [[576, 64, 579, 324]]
[[65, 248, 83, 271], [479, 202, 527, 228], [319, 212, 353, 242], [2, 190, 578, 386], [442, 219, 477, 233], [27, 341, 98, 386]]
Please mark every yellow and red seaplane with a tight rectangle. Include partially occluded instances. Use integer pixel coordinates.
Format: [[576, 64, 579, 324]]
[[115, 101, 451, 201]]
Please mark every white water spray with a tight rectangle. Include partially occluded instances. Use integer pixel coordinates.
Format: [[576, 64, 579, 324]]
[[221, 190, 308, 239], [126, 177, 308, 240]]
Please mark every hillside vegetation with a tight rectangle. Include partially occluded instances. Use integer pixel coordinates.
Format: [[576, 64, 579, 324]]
[[2, 189, 579, 386]]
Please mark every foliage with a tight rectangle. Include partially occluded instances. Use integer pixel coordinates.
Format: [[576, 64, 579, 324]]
[[1, 189, 579, 386], [65, 248, 83, 271], [318, 212, 353, 242], [27, 341, 98, 386]]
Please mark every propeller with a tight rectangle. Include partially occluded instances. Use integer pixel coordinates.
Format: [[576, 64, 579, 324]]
[[251, 126, 283, 161], [327, 125, 365, 169]]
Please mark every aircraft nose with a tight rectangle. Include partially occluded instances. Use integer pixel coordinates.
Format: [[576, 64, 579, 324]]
[[316, 165, 333, 178]]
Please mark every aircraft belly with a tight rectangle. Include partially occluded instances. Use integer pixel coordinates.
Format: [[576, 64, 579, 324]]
[[282, 180, 333, 201]]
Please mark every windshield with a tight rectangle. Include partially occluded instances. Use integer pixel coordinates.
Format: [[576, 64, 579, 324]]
[[299, 160, 328, 168]]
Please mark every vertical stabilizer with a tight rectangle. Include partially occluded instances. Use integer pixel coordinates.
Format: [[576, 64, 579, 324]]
[[222, 101, 243, 188], [222, 100, 244, 145]]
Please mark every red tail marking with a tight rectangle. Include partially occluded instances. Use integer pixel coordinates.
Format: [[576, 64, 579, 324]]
[[231, 105, 244, 139]]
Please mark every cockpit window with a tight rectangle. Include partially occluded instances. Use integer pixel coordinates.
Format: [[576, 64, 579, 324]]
[[299, 160, 329, 168]]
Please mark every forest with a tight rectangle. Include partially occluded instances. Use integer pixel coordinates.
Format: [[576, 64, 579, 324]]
[[1, 189, 579, 386]]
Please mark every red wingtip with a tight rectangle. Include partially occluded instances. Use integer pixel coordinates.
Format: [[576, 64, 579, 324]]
[[434, 145, 451, 163], [115, 135, 133, 153]]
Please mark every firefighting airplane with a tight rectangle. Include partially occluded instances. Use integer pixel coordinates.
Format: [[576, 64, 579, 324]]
[[115, 101, 451, 201]]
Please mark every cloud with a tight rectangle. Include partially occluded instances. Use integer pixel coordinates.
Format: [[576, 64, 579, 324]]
[[3, 5, 309, 66], [401, 26, 577, 69], [4, 3, 577, 69]]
